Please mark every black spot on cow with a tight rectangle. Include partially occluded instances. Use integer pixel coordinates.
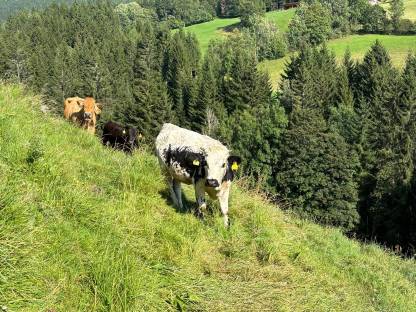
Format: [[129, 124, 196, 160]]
[[163, 145, 207, 183], [102, 121, 139, 153], [222, 156, 242, 182]]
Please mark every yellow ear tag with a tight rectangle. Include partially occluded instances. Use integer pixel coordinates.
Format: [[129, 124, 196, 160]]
[[193, 160, 200, 166], [231, 162, 239, 171]]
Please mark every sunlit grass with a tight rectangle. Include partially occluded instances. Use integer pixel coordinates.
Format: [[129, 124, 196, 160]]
[[0, 84, 415, 311], [260, 34, 416, 90], [183, 9, 295, 54]]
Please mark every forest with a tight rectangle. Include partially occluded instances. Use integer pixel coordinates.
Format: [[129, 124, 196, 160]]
[[0, 0, 415, 256]]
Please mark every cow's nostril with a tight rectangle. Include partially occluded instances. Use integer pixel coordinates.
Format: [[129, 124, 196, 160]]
[[206, 179, 219, 188]]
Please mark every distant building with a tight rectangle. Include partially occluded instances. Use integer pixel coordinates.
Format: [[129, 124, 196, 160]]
[[275, 0, 300, 10]]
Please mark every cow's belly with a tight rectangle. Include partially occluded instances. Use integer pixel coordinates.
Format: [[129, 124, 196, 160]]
[[167, 166, 193, 185]]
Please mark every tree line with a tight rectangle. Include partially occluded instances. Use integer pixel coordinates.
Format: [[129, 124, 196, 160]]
[[0, 1, 415, 256]]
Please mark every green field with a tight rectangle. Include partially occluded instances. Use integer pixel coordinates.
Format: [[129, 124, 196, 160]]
[[381, 0, 416, 21], [182, 17, 240, 54], [183, 9, 295, 54], [184, 1, 416, 90], [405, 0, 416, 20], [260, 34, 416, 90], [1, 84, 416, 310]]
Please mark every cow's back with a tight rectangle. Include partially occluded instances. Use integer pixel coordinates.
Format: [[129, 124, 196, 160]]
[[156, 123, 227, 155]]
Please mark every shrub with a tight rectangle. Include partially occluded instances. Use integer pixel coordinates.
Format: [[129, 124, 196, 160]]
[[287, 2, 332, 50], [243, 17, 287, 61], [361, 4, 388, 33], [397, 19, 416, 34]]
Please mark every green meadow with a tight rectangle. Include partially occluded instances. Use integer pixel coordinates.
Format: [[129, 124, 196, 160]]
[[184, 1, 416, 90], [182, 9, 295, 54], [1, 84, 416, 310], [405, 0, 416, 20], [261, 34, 416, 90]]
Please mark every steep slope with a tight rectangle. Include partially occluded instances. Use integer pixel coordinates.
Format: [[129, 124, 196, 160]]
[[0, 84, 415, 311]]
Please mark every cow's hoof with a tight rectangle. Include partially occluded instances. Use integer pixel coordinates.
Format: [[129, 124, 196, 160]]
[[195, 210, 204, 219]]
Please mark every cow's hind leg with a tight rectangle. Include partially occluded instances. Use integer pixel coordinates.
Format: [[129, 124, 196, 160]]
[[165, 176, 180, 208]]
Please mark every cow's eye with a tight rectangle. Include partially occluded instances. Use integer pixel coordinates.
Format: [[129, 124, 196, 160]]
[[222, 163, 226, 168]]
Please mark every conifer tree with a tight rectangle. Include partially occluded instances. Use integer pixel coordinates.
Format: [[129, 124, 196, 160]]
[[276, 109, 360, 231], [280, 45, 339, 119], [163, 31, 200, 128], [117, 24, 172, 141]]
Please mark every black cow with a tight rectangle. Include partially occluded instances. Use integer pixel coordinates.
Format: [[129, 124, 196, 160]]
[[102, 121, 139, 153]]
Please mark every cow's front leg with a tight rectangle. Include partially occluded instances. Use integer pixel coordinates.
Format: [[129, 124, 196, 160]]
[[173, 179, 183, 210], [194, 181, 206, 218], [218, 187, 230, 227]]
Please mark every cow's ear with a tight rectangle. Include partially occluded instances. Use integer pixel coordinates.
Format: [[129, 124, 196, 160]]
[[228, 156, 241, 171], [95, 103, 102, 115], [76, 100, 84, 108]]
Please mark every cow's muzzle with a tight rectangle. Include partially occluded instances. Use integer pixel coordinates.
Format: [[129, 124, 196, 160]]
[[84, 112, 92, 120], [205, 179, 219, 188]]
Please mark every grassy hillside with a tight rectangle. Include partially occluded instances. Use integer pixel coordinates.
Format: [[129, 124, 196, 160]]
[[1, 84, 416, 311], [260, 34, 416, 90], [183, 9, 295, 54]]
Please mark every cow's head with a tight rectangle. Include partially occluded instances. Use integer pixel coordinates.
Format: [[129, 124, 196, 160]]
[[82, 97, 101, 122], [127, 127, 139, 149], [205, 154, 242, 189]]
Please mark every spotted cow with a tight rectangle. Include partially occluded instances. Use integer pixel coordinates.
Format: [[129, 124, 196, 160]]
[[156, 123, 241, 227]]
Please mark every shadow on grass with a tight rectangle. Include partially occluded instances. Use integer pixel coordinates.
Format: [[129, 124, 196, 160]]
[[219, 22, 241, 33], [158, 189, 196, 215]]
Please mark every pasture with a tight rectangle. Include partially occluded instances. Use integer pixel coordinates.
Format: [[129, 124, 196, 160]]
[[261, 34, 416, 90], [183, 1, 416, 90], [183, 9, 295, 54], [1, 84, 416, 310], [405, 0, 416, 21]]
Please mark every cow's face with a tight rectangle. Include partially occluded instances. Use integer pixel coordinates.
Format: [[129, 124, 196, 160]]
[[82, 97, 96, 121], [127, 127, 139, 147], [205, 155, 241, 189]]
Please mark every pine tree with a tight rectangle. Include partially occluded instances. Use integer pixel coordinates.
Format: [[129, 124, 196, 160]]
[[48, 43, 77, 111], [276, 109, 360, 231], [280, 45, 339, 119], [117, 24, 172, 141], [163, 31, 200, 128], [355, 41, 412, 248], [328, 67, 361, 146]]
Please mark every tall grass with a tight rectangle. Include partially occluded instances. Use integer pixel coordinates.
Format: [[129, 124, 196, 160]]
[[0, 84, 415, 311]]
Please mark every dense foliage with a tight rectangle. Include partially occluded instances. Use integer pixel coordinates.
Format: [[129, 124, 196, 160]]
[[278, 42, 416, 254], [0, 1, 415, 256], [287, 2, 332, 49]]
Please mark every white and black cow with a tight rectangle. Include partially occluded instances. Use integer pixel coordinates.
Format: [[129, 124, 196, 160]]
[[156, 123, 241, 226]]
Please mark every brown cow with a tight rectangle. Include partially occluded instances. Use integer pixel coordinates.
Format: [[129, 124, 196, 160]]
[[64, 96, 101, 134]]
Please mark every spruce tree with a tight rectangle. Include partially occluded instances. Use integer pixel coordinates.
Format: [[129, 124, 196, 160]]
[[163, 31, 200, 128], [276, 109, 360, 231], [117, 24, 172, 141], [280, 45, 339, 119]]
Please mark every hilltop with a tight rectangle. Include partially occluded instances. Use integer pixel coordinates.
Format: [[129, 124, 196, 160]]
[[1, 84, 415, 311]]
